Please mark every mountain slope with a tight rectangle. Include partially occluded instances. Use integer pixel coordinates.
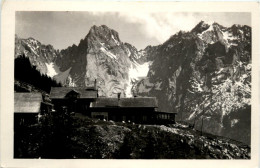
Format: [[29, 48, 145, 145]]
[[134, 21, 251, 144]]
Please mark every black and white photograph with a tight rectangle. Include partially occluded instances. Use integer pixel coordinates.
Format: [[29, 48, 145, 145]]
[[1, 1, 260, 167]]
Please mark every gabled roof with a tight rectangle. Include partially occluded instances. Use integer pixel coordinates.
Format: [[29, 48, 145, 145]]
[[91, 97, 158, 108], [49, 87, 98, 99], [14, 92, 42, 113], [65, 89, 80, 98]]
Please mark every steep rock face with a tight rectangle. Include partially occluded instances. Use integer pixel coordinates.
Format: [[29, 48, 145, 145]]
[[84, 25, 131, 97], [134, 21, 251, 144], [54, 25, 147, 97]]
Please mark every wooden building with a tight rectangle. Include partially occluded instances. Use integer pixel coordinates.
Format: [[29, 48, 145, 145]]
[[49, 87, 177, 124], [49, 87, 98, 114], [89, 97, 158, 123], [14, 93, 53, 126]]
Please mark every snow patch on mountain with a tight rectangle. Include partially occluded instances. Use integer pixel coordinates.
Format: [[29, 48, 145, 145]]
[[45, 62, 58, 77], [125, 61, 151, 97], [67, 75, 76, 87], [130, 61, 151, 80], [231, 119, 239, 127], [100, 47, 117, 59], [154, 81, 162, 90], [111, 34, 120, 46], [222, 31, 239, 48], [222, 31, 237, 41]]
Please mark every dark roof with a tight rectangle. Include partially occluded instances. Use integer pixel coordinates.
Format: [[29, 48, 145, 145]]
[[14, 93, 42, 113], [49, 87, 98, 99], [91, 97, 158, 108]]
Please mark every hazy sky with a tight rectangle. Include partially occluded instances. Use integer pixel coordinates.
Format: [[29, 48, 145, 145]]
[[15, 12, 251, 50]]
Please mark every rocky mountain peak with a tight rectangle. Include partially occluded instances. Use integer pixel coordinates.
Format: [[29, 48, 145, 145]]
[[52, 24, 148, 97], [87, 25, 121, 46], [191, 21, 212, 33], [191, 21, 224, 35]]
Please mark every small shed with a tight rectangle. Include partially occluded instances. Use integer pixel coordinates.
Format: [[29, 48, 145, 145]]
[[14, 93, 42, 126]]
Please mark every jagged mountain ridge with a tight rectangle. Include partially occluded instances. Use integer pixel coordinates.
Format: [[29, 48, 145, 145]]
[[15, 35, 61, 77], [133, 21, 251, 144], [15, 25, 149, 97]]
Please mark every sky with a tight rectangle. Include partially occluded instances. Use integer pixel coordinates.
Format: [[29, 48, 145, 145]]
[[15, 12, 251, 50]]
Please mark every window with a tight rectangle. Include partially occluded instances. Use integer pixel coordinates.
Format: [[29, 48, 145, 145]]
[[143, 115, 147, 121], [111, 115, 116, 121], [122, 116, 126, 121], [91, 112, 108, 120], [163, 114, 166, 119], [131, 116, 135, 122]]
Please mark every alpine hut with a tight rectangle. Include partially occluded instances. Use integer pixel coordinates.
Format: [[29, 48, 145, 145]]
[[14, 92, 53, 126]]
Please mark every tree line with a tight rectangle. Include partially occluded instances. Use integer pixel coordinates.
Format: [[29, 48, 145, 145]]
[[15, 55, 62, 93]]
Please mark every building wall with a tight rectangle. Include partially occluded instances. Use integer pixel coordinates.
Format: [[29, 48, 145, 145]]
[[51, 99, 92, 114], [50, 98, 176, 124], [154, 113, 176, 124], [90, 108, 156, 123], [91, 112, 108, 120]]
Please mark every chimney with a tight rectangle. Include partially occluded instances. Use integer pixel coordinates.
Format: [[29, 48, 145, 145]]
[[132, 90, 137, 98], [117, 92, 121, 100], [94, 79, 97, 90]]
